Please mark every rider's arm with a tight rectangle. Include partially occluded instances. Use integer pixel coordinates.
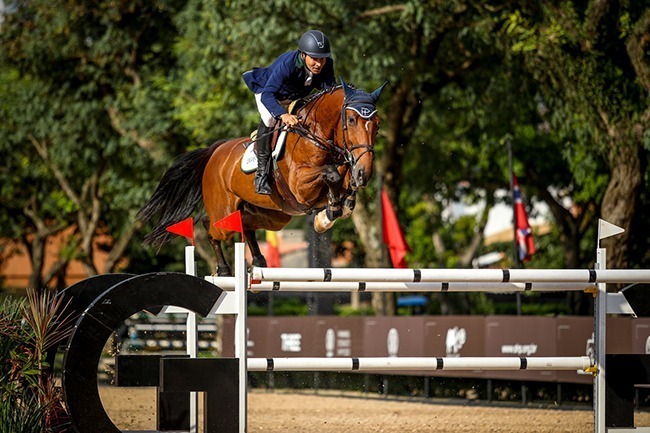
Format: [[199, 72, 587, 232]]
[[260, 55, 294, 119]]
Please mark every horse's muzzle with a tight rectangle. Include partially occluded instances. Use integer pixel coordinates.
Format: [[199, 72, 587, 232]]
[[351, 165, 373, 189]]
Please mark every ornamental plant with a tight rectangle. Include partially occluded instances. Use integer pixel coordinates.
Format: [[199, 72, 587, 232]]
[[0, 288, 77, 433]]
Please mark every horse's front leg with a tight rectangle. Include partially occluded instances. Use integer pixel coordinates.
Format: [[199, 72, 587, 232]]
[[340, 187, 357, 219], [245, 229, 268, 268], [314, 166, 344, 233]]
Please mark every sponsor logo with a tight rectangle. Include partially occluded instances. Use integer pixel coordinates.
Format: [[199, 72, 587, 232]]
[[387, 328, 399, 357], [325, 328, 352, 357], [446, 326, 466, 357], [280, 333, 302, 352], [501, 343, 538, 356]]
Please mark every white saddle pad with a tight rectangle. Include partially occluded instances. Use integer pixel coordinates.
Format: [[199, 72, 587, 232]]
[[241, 129, 288, 173]]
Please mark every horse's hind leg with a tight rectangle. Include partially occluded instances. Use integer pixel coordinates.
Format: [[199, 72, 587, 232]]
[[203, 217, 233, 276], [209, 237, 233, 276], [245, 229, 268, 268]]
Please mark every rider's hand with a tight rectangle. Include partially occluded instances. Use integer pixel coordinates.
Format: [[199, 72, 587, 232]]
[[280, 113, 300, 127]]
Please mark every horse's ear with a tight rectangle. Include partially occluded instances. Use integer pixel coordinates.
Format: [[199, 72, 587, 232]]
[[340, 76, 354, 99], [370, 81, 388, 103]]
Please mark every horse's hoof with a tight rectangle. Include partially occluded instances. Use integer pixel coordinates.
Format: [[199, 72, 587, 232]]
[[252, 256, 268, 268], [314, 211, 333, 233]]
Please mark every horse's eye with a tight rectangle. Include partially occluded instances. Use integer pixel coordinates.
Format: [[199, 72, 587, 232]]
[[347, 116, 356, 125]]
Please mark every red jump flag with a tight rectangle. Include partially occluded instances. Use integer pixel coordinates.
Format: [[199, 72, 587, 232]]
[[381, 188, 410, 268], [214, 210, 244, 234], [165, 217, 195, 245], [513, 176, 536, 262]]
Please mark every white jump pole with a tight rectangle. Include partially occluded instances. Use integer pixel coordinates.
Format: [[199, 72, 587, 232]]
[[184, 246, 198, 433], [251, 267, 650, 284], [222, 278, 595, 293], [247, 356, 592, 372]]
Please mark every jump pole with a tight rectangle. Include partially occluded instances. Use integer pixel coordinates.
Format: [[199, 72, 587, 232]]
[[251, 266, 650, 284], [247, 356, 592, 372], [210, 277, 596, 293]]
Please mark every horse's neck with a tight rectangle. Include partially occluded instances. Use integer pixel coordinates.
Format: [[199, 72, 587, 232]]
[[301, 90, 344, 138]]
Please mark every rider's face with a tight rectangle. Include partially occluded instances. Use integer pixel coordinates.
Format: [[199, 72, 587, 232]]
[[304, 54, 327, 75]]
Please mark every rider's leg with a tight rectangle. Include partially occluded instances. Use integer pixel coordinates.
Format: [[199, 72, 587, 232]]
[[253, 93, 275, 195], [254, 121, 272, 195]]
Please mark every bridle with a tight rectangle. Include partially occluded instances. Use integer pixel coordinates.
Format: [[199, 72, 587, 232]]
[[290, 88, 377, 170]]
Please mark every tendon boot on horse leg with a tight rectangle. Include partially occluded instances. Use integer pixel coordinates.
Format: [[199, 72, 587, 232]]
[[340, 188, 357, 219], [254, 121, 273, 195], [314, 166, 344, 233]]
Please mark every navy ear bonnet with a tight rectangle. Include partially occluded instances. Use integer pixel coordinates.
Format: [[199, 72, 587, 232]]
[[345, 90, 378, 118], [340, 78, 387, 119]]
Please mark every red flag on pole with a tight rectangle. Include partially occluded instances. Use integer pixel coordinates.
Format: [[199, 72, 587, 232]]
[[213, 210, 244, 234], [381, 188, 410, 268], [165, 217, 194, 245], [513, 176, 536, 262], [265, 231, 281, 267]]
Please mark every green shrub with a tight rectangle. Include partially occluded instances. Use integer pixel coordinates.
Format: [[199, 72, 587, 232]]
[[0, 289, 76, 432]]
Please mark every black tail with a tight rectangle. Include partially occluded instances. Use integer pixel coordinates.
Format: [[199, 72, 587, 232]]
[[137, 141, 224, 248]]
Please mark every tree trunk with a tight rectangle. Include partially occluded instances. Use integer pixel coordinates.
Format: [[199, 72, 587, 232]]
[[350, 193, 394, 315], [27, 235, 45, 291], [600, 138, 643, 269], [103, 220, 142, 273]]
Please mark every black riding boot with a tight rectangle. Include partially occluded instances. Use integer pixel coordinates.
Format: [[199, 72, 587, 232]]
[[254, 122, 272, 195]]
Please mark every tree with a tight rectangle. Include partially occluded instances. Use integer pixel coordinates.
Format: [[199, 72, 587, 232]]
[[0, 1, 185, 287], [499, 2, 650, 269]]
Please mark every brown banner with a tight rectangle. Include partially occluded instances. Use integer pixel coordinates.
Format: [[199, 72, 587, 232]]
[[218, 314, 650, 384]]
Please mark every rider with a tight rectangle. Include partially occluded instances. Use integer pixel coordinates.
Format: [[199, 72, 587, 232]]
[[243, 29, 336, 195]]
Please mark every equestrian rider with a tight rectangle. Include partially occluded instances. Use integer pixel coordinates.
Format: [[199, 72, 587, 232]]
[[243, 29, 336, 195]]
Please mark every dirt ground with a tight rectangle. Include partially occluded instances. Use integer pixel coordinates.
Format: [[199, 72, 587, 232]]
[[99, 386, 650, 433]]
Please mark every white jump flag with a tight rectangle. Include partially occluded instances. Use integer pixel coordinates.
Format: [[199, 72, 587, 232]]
[[598, 219, 625, 244]]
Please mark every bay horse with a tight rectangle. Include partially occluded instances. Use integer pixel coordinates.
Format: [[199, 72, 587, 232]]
[[137, 79, 386, 275]]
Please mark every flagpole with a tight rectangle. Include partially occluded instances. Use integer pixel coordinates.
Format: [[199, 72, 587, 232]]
[[379, 173, 386, 267], [507, 138, 522, 316], [377, 172, 386, 316]]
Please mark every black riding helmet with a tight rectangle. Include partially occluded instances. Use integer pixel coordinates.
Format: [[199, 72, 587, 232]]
[[298, 30, 331, 58]]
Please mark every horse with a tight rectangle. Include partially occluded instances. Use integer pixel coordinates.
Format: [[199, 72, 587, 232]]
[[137, 79, 386, 275]]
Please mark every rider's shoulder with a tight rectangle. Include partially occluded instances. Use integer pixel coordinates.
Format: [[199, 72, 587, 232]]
[[272, 50, 301, 68]]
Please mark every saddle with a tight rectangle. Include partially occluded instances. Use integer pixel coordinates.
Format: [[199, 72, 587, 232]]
[[240, 100, 303, 174]]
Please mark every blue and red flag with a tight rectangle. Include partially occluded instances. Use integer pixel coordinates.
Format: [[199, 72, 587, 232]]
[[513, 176, 536, 262]]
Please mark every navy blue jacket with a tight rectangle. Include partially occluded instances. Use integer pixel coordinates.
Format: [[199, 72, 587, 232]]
[[243, 50, 335, 118]]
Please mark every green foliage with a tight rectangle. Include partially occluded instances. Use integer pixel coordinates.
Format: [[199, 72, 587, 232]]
[[249, 297, 309, 316], [0, 290, 76, 432], [334, 305, 375, 317], [0, 391, 48, 433]]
